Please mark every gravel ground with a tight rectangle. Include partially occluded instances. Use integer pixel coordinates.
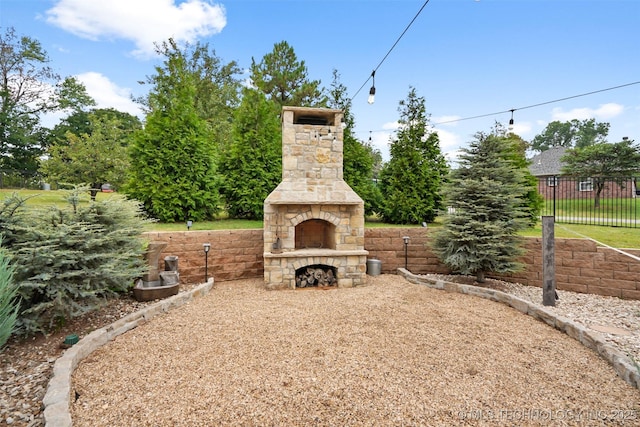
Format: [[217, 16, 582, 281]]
[[68, 275, 640, 427]]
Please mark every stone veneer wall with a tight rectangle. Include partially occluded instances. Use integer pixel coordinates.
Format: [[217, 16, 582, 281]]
[[143, 228, 640, 300]]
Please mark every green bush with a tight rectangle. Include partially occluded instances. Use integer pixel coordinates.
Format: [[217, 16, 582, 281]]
[[0, 242, 18, 350], [2, 187, 150, 334]]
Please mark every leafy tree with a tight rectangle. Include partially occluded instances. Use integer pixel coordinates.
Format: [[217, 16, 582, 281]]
[[531, 118, 609, 152], [219, 87, 281, 219], [432, 132, 529, 283], [126, 42, 221, 222], [0, 242, 18, 349], [250, 41, 327, 108], [0, 27, 94, 174], [561, 138, 640, 208], [137, 39, 242, 151], [328, 69, 382, 215], [47, 108, 142, 147], [379, 87, 448, 224], [40, 111, 141, 197], [1, 188, 149, 334]]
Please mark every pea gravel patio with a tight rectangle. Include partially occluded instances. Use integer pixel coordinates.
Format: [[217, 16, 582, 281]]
[[70, 275, 640, 426]]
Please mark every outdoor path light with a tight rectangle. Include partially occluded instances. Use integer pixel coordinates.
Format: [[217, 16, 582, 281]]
[[203, 243, 211, 282], [403, 236, 410, 270]]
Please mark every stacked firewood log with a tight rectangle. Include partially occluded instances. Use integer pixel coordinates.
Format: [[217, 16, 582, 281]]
[[295, 266, 337, 288]]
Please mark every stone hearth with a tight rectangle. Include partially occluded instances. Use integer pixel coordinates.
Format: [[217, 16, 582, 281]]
[[263, 106, 368, 289]]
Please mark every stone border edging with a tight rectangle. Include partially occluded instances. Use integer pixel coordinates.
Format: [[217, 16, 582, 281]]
[[42, 279, 215, 427], [397, 268, 640, 391]]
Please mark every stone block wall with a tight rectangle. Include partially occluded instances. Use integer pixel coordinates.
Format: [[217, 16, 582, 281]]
[[143, 228, 640, 300], [143, 229, 264, 284], [501, 238, 640, 300]]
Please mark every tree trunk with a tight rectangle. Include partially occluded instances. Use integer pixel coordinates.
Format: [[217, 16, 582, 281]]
[[476, 270, 486, 283], [90, 184, 100, 201], [594, 182, 605, 208]]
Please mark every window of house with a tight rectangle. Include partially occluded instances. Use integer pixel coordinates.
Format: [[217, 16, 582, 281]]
[[579, 178, 593, 192], [546, 176, 558, 187]]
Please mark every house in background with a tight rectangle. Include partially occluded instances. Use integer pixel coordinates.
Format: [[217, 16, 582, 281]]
[[528, 146, 637, 200]]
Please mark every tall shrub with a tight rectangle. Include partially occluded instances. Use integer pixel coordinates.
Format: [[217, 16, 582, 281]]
[[6, 188, 149, 334], [126, 40, 222, 222], [379, 87, 448, 224], [219, 88, 281, 219]]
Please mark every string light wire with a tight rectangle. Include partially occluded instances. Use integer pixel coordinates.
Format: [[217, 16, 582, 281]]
[[350, 0, 432, 102], [433, 80, 640, 126]]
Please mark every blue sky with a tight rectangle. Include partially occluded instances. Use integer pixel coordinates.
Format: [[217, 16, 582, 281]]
[[1, 0, 639, 162]]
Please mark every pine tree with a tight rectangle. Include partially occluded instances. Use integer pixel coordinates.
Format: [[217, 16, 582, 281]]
[[379, 87, 448, 223], [250, 41, 327, 108], [431, 132, 529, 282], [220, 88, 281, 219]]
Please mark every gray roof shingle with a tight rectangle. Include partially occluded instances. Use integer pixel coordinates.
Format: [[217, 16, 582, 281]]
[[528, 146, 567, 176]]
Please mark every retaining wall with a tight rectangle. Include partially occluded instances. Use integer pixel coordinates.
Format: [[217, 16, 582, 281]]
[[143, 228, 640, 300]]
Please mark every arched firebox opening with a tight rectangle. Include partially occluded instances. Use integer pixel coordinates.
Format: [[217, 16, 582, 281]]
[[295, 265, 337, 288], [295, 219, 336, 250]]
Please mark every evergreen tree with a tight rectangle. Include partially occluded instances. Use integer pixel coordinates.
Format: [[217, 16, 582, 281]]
[[379, 87, 448, 224], [432, 132, 529, 283], [219, 88, 281, 219], [126, 42, 221, 222], [328, 70, 381, 215], [2, 187, 149, 334], [250, 41, 327, 108], [137, 39, 241, 152]]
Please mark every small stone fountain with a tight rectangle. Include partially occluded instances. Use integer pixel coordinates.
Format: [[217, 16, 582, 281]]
[[133, 241, 181, 302]]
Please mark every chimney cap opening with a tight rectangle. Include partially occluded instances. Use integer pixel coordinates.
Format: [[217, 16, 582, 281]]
[[285, 106, 340, 126]]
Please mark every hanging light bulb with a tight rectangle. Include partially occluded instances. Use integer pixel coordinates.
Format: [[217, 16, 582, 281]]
[[368, 131, 372, 143], [508, 109, 515, 131], [367, 70, 376, 104]]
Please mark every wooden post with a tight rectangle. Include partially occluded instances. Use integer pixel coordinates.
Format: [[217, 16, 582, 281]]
[[542, 215, 556, 306]]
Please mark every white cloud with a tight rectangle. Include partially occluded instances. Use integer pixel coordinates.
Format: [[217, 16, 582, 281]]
[[370, 130, 392, 161], [551, 102, 624, 121], [40, 72, 142, 127], [433, 128, 462, 166], [76, 72, 142, 117], [381, 121, 399, 131], [511, 121, 532, 137], [46, 0, 226, 57], [432, 128, 459, 151]]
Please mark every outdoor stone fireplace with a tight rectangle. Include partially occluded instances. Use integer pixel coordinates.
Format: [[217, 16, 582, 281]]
[[263, 106, 368, 289]]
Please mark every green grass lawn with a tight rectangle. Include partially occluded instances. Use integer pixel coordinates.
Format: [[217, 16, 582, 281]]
[[543, 197, 640, 220], [3, 189, 639, 248], [0, 188, 122, 207]]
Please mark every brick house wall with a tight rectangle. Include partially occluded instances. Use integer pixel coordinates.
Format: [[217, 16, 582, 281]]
[[537, 177, 636, 200], [143, 228, 640, 300]]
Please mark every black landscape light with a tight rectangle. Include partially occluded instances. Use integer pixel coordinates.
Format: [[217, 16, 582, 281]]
[[403, 236, 410, 270], [203, 243, 211, 282]]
